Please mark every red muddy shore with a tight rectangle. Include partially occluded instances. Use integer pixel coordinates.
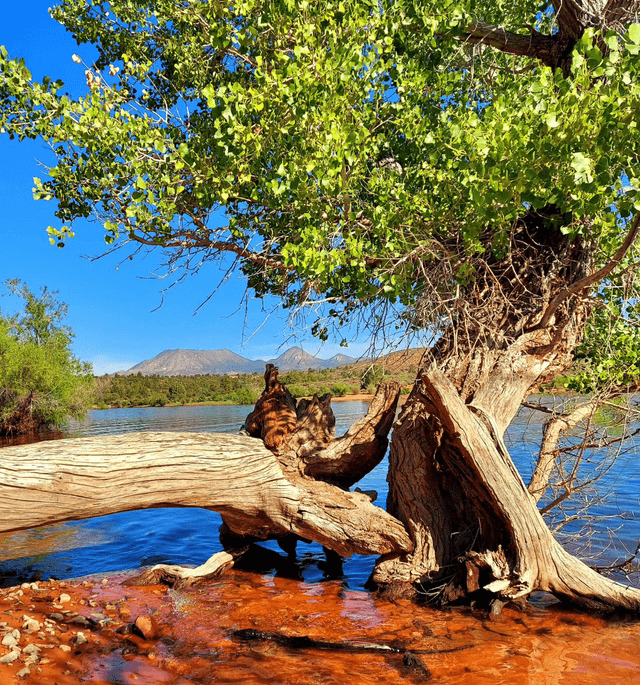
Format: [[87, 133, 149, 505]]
[[0, 569, 639, 685]]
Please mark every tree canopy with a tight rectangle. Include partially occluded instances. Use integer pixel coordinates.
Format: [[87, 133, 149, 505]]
[[2, 0, 640, 358]]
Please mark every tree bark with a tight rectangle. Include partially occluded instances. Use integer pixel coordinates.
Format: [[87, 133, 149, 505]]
[[0, 430, 411, 558], [374, 367, 640, 612]]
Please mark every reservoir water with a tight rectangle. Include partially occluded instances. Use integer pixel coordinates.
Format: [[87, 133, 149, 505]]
[[1, 400, 639, 684]]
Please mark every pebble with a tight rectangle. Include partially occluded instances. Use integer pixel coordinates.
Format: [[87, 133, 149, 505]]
[[22, 618, 41, 633], [16, 667, 30, 679], [1, 633, 18, 648], [58, 593, 72, 604], [0, 650, 21, 664], [74, 632, 88, 646], [133, 615, 158, 640]]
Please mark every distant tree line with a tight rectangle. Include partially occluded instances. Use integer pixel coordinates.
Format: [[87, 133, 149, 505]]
[[93, 373, 264, 408], [93, 364, 409, 409]]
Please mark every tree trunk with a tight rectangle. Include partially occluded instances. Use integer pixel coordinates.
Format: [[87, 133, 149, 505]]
[[373, 365, 640, 612], [0, 385, 411, 583]]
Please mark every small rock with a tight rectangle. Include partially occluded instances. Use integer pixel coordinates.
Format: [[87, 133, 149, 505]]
[[1, 633, 18, 648], [20, 583, 30, 590], [101, 578, 109, 585], [58, 594, 72, 604], [67, 616, 91, 627], [23, 644, 41, 656], [22, 618, 41, 633], [133, 615, 158, 640], [0, 650, 21, 664], [59, 645, 71, 653], [16, 667, 30, 679], [74, 632, 88, 646], [47, 613, 64, 622]]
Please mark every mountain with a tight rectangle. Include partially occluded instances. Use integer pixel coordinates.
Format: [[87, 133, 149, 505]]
[[122, 349, 266, 376], [266, 347, 357, 371], [120, 346, 357, 376]]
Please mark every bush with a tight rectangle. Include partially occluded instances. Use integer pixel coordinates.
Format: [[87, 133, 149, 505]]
[[330, 383, 349, 397], [0, 281, 93, 435], [360, 364, 384, 391]]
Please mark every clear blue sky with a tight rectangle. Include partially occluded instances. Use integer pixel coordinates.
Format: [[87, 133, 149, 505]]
[[0, 1, 371, 374]]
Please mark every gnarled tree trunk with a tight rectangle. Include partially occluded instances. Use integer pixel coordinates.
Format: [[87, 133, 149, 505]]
[[371, 210, 640, 613]]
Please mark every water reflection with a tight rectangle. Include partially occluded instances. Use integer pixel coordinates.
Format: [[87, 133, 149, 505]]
[[1, 399, 639, 588]]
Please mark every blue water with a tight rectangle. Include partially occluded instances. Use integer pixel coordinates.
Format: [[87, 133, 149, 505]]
[[0, 400, 638, 589]]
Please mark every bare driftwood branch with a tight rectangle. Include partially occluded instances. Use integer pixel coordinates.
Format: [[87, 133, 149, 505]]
[[0, 431, 412, 558], [124, 548, 248, 589], [528, 397, 602, 501]]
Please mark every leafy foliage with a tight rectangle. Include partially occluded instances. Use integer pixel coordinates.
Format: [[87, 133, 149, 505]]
[[2, 2, 640, 382], [360, 364, 385, 391], [95, 372, 264, 408], [565, 278, 640, 393], [0, 281, 92, 435]]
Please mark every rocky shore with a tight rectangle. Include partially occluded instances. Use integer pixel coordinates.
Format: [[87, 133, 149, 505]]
[[0, 576, 166, 684]]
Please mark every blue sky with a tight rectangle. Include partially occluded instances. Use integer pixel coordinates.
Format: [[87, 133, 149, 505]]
[[0, 1, 371, 374]]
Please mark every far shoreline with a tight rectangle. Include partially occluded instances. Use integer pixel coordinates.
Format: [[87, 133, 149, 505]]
[[92, 392, 377, 411]]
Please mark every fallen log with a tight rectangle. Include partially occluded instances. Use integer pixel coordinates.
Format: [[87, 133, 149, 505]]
[[0, 430, 411, 559]]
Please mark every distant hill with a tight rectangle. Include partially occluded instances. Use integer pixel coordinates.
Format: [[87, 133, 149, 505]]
[[352, 348, 426, 373], [120, 346, 357, 377]]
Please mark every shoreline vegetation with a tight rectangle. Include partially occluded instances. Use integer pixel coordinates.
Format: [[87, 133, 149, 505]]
[[91, 364, 416, 410]]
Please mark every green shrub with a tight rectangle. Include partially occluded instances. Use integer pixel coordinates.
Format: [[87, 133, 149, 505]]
[[0, 281, 93, 435]]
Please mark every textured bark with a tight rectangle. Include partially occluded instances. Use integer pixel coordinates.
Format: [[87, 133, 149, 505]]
[[375, 367, 640, 612], [287, 382, 400, 488], [0, 430, 411, 559], [243, 364, 298, 448]]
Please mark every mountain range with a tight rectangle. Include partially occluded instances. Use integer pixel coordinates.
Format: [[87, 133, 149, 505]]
[[119, 346, 358, 376]]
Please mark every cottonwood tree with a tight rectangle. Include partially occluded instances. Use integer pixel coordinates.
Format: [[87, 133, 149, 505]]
[[2, 0, 640, 611]]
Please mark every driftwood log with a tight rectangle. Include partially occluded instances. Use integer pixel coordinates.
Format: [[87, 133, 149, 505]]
[[0, 380, 410, 585]]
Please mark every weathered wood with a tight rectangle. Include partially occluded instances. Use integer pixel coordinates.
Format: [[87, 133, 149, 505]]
[[243, 364, 298, 448], [286, 383, 400, 488], [0, 431, 412, 559], [123, 548, 247, 588], [375, 367, 640, 613]]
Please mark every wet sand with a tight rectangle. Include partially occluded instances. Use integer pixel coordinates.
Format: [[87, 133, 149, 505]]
[[1, 570, 639, 684]]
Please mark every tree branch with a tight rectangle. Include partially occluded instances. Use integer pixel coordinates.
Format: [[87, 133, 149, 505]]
[[532, 212, 640, 331], [454, 21, 558, 67]]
